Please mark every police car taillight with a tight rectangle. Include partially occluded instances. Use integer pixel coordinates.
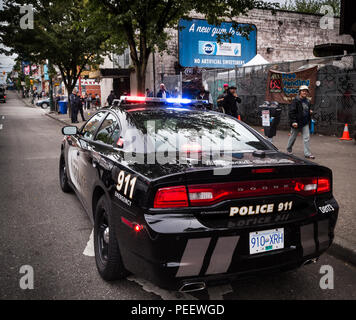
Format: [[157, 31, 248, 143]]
[[316, 177, 331, 193], [154, 186, 189, 208], [153, 177, 330, 208]]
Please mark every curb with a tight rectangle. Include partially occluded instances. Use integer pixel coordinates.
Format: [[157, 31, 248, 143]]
[[15, 91, 36, 108], [45, 112, 71, 126], [328, 241, 356, 266], [45, 109, 92, 127]]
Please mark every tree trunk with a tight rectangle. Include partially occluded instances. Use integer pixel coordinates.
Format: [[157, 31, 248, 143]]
[[66, 83, 75, 118], [135, 62, 148, 96]]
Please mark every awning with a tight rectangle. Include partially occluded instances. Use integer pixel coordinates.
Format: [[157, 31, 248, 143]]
[[243, 54, 269, 67]]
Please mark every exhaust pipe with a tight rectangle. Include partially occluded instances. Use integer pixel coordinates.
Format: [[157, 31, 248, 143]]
[[302, 258, 318, 266], [179, 282, 206, 293]]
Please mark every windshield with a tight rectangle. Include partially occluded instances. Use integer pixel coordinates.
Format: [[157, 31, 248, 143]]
[[123, 108, 268, 154]]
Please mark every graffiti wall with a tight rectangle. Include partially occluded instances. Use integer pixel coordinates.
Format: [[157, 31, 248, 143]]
[[203, 54, 356, 136]]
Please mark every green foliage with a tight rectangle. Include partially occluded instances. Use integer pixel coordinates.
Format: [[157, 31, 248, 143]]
[[0, 0, 109, 95], [280, 0, 340, 15]]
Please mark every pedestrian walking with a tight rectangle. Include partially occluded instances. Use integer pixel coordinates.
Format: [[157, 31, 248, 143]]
[[217, 83, 229, 113], [83, 93, 88, 110], [70, 88, 80, 123], [157, 83, 170, 98], [86, 93, 91, 110], [286, 85, 315, 159], [95, 94, 100, 109], [222, 86, 242, 118]]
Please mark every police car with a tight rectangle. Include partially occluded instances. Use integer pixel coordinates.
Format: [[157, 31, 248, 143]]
[[59, 96, 339, 292]]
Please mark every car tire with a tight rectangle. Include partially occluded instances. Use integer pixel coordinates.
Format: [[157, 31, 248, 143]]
[[94, 195, 129, 281], [41, 103, 48, 109], [59, 153, 72, 193]]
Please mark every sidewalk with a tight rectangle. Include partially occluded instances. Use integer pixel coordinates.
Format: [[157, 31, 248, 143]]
[[15, 90, 36, 108], [45, 108, 94, 127], [19, 93, 356, 265], [15, 91, 94, 124], [256, 126, 356, 265]]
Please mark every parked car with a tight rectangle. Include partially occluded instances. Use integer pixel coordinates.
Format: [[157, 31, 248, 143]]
[[0, 88, 6, 103], [59, 96, 339, 292], [36, 98, 50, 109]]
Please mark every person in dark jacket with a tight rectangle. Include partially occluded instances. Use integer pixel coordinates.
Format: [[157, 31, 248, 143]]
[[145, 88, 153, 97], [223, 86, 241, 118], [157, 83, 170, 98], [217, 83, 229, 113], [78, 93, 86, 121], [55, 94, 61, 113], [286, 85, 315, 159], [107, 90, 116, 106], [70, 89, 80, 123]]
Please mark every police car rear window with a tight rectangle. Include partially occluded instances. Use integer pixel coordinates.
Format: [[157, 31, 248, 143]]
[[124, 109, 268, 153]]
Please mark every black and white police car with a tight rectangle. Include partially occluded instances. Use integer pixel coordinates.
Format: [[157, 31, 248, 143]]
[[59, 96, 338, 292]]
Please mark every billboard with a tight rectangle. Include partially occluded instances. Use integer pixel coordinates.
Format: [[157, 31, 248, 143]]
[[178, 19, 257, 69]]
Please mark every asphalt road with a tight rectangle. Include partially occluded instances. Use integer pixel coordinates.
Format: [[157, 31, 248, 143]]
[[0, 92, 355, 300]]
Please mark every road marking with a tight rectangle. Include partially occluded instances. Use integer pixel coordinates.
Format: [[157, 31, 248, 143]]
[[82, 229, 233, 300], [83, 229, 94, 257], [1, 116, 4, 120], [0, 124, 3, 130]]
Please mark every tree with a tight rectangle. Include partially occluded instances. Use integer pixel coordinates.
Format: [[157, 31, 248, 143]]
[[280, 0, 340, 15], [93, 0, 279, 95], [0, 0, 110, 112]]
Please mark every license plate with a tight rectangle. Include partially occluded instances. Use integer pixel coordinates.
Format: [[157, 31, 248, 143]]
[[249, 228, 284, 255]]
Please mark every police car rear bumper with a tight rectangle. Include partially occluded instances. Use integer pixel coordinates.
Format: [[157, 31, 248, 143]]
[[115, 208, 338, 291]]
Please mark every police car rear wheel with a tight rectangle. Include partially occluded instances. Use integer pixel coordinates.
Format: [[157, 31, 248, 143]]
[[59, 154, 72, 193], [94, 195, 129, 281]]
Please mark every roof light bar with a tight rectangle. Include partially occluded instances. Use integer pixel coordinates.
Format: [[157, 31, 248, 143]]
[[166, 98, 192, 104], [118, 96, 209, 105]]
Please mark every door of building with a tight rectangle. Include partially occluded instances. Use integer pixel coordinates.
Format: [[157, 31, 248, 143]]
[[113, 77, 130, 97]]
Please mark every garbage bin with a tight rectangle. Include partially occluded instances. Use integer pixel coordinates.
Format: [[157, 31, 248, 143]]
[[259, 101, 282, 141], [58, 101, 68, 114]]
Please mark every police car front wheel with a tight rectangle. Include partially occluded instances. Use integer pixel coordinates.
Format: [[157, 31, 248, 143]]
[[94, 195, 129, 281]]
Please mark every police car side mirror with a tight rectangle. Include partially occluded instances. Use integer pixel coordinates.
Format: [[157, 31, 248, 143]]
[[62, 126, 78, 135]]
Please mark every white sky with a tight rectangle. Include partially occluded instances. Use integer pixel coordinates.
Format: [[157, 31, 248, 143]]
[[0, 45, 16, 84]]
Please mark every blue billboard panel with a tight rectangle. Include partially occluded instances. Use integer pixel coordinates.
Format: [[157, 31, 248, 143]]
[[179, 19, 257, 69]]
